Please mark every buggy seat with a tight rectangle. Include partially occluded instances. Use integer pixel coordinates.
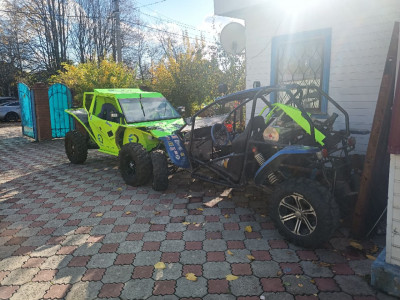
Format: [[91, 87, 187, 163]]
[[98, 103, 120, 123]]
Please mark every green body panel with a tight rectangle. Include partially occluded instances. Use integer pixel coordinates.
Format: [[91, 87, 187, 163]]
[[122, 127, 159, 151], [93, 89, 163, 99], [65, 88, 184, 156], [264, 103, 326, 146]]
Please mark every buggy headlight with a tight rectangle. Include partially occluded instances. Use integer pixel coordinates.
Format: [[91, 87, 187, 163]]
[[316, 151, 323, 160]]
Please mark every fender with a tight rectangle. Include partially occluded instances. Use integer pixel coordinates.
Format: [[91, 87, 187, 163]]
[[65, 108, 95, 141], [254, 145, 320, 184], [159, 135, 190, 169]]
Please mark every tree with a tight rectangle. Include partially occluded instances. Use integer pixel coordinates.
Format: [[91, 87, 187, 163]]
[[150, 36, 223, 115], [51, 60, 137, 106]]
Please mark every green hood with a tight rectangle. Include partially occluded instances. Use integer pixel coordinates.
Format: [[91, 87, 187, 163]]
[[127, 118, 185, 137]]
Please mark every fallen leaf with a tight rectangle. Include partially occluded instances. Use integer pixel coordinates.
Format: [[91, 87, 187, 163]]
[[204, 197, 224, 207], [295, 275, 300, 279], [318, 262, 331, 267], [283, 282, 291, 286], [125, 211, 131, 215], [350, 241, 363, 251], [261, 214, 266, 218], [247, 255, 255, 261], [370, 245, 379, 254], [185, 273, 197, 281], [226, 274, 238, 281], [182, 222, 190, 225], [96, 213, 103, 217], [221, 188, 233, 197], [277, 271, 283, 276], [224, 214, 230, 219], [154, 211, 160, 215], [195, 223, 201, 227], [227, 250, 234, 256], [245, 226, 252, 233], [298, 283, 303, 287], [196, 208, 204, 211], [116, 187, 122, 191], [366, 255, 376, 260], [154, 262, 166, 269], [310, 279, 315, 284]]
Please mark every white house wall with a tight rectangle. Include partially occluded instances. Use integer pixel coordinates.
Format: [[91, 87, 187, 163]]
[[230, 0, 400, 153]]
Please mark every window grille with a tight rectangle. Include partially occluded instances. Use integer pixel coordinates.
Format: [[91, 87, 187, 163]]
[[271, 29, 331, 114]]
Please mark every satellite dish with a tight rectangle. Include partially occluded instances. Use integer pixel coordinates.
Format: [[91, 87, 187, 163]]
[[220, 22, 246, 55]]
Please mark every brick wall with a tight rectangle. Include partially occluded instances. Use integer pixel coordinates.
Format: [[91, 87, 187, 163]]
[[32, 83, 52, 141]]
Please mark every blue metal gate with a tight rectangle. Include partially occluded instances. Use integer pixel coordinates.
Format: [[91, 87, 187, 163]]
[[18, 83, 37, 140], [48, 83, 74, 138]]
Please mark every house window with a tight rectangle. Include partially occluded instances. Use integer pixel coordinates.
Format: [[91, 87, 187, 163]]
[[271, 29, 331, 114]]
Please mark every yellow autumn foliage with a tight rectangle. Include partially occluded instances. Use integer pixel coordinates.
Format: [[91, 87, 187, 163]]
[[51, 59, 138, 106]]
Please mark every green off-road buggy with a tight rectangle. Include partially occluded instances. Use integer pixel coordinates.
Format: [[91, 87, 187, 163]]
[[64, 88, 188, 191]]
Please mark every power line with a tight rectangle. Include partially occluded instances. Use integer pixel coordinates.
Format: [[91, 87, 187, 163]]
[[140, 10, 214, 37], [124, 19, 217, 45], [0, 7, 218, 45], [136, 0, 167, 9]]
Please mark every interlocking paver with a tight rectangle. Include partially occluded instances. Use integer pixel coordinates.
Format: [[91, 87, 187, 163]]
[[229, 275, 263, 296], [43, 284, 71, 299], [203, 261, 231, 279], [1, 268, 39, 285], [9, 282, 51, 300], [153, 263, 182, 280], [65, 281, 102, 300], [53, 267, 86, 284], [102, 265, 133, 283], [0, 124, 388, 299], [300, 261, 334, 277], [175, 276, 207, 298], [122, 279, 154, 299], [180, 250, 206, 264]]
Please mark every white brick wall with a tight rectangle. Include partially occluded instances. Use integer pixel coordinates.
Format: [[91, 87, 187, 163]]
[[386, 154, 400, 266], [216, 0, 400, 153]]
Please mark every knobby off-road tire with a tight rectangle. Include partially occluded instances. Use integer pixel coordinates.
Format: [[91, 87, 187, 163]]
[[119, 143, 152, 186], [151, 150, 168, 191], [269, 177, 340, 248], [65, 130, 88, 164]]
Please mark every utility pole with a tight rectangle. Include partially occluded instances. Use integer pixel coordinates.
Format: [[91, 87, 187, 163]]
[[113, 0, 122, 62]]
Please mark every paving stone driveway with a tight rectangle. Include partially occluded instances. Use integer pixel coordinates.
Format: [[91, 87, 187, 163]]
[[0, 124, 395, 299]]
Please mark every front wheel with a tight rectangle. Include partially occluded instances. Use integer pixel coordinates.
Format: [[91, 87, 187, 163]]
[[65, 130, 88, 164], [151, 150, 169, 191], [269, 178, 339, 248], [5, 112, 19, 122], [119, 143, 152, 186]]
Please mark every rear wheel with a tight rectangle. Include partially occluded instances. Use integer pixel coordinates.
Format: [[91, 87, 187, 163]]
[[5, 112, 19, 122], [119, 143, 152, 186], [151, 150, 169, 191], [65, 130, 88, 164], [269, 177, 339, 248]]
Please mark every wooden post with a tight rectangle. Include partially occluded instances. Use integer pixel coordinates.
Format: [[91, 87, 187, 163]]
[[352, 22, 399, 236], [32, 82, 52, 141]]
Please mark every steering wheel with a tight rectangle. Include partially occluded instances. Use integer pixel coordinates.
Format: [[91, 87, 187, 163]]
[[211, 123, 230, 146]]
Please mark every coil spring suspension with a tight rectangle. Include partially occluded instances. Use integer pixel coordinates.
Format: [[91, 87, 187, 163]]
[[267, 172, 279, 185]]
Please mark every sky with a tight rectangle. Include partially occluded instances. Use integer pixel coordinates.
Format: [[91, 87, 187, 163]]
[[135, 0, 236, 43]]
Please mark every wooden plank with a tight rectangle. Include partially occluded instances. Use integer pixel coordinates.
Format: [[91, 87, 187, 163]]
[[352, 22, 399, 237]]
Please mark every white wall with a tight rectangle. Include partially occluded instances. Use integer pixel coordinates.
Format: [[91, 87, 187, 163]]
[[217, 0, 400, 153], [387, 154, 400, 266]]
